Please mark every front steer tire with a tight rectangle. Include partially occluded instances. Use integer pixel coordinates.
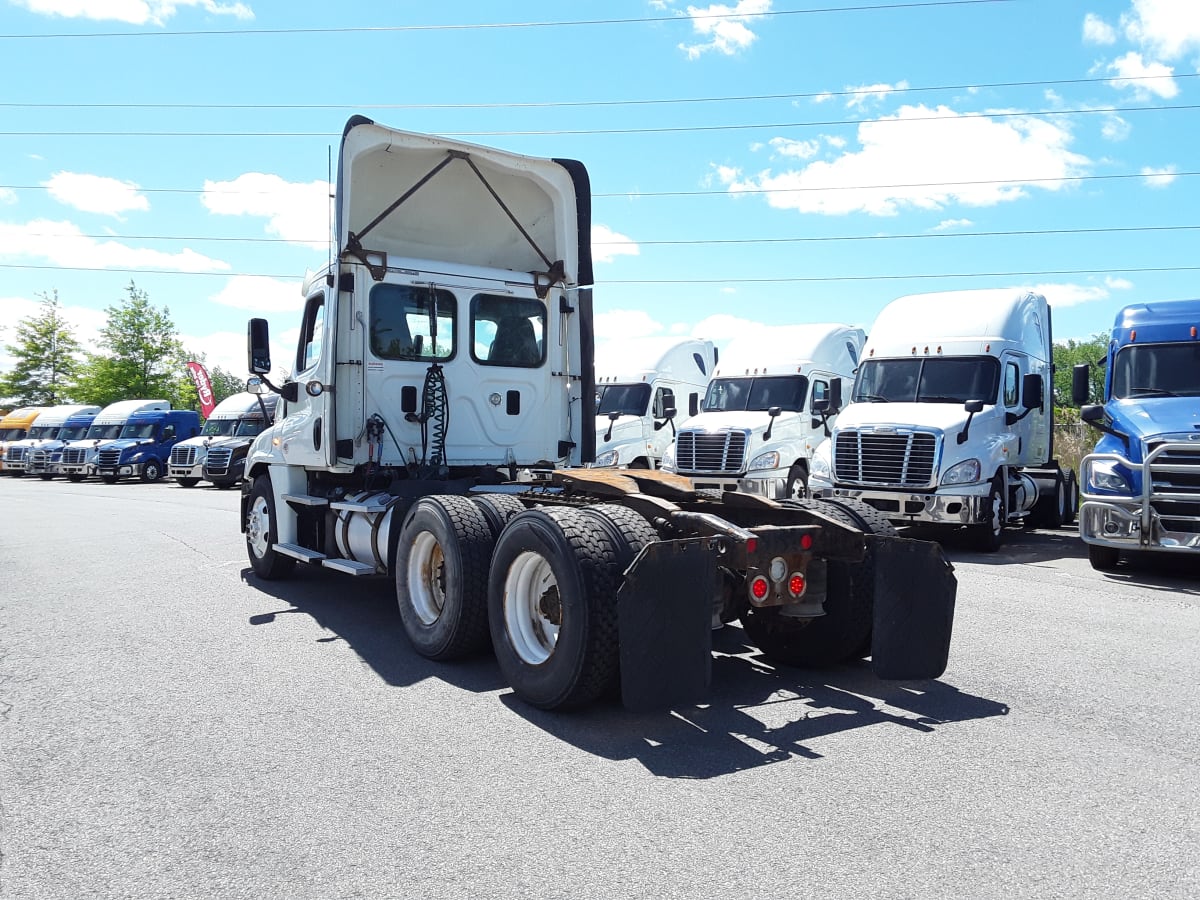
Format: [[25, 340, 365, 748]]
[[395, 495, 494, 661], [245, 475, 296, 580]]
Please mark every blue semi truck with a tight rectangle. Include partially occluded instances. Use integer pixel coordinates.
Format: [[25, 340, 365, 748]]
[[1072, 299, 1200, 570], [94, 407, 201, 483]]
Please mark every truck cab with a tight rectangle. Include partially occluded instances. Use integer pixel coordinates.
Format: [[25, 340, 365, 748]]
[[810, 289, 1074, 551], [8, 404, 102, 478], [1073, 299, 1200, 570], [169, 392, 275, 487], [0, 407, 48, 474], [661, 324, 863, 500], [95, 408, 200, 483], [201, 394, 277, 489], [592, 336, 716, 469], [60, 400, 171, 481]]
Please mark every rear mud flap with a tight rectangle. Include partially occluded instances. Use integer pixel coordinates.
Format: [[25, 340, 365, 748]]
[[870, 537, 957, 680], [618, 539, 715, 712]]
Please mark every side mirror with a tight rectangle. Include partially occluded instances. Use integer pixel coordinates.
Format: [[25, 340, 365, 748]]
[[280, 382, 300, 403], [246, 376, 268, 395], [1022, 373, 1044, 411], [763, 406, 783, 442], [248, 318, 272, 375], [827, 378, 843, 415], [964, 399, 984, 414], [1071, 364, 1091, 406], [958, 399, 984, 445], [661, 404, 677, 420], [1081, 404, 1103, 423]]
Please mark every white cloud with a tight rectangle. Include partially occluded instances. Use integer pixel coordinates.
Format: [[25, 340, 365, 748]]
[[12, 0, 254, 26], [594, 309, 664, 342], [1140, 164, 1178, 187], [933, 218, 973, 231], [812, 92, 834, 105], [717, 104, 1091, 217], [0, 295, 108, 363], [201, 174, 330, 249], [591, 224, 640, 263], [43, 172, 149, 217], [845, 81, 910, 110], [1026, 276, 1133, 309], [768, 137, 820, 160], [677, 0, 772, 60], [208, 275, 305, 313], [1121, 0, 1200, 61], [1101, 112, 1131, 141], [1106, 51, 1178, 98], [0, 218, 230, 272], [1083, 13, 1117, 44]]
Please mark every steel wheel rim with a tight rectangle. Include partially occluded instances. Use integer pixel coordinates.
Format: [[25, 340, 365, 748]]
[[407, 531, 447, 625], [247, 495, 271, 559], [989, 491, 1002, 536], [503, 550, 560, 665]]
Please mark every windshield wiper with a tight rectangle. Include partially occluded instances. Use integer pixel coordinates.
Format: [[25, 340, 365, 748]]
[[858, 393, 890, 402], [917, 395, 966, 403], [1129, 387, 1180, 397]]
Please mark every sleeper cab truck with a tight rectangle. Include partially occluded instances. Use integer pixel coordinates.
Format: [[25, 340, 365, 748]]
[[0, 407, 48, 475], [94, 408, 201, 483], [10, 404, 102, 478], [59, 399, 172, 481], [1071, 299, 1200, 570], [169, 392, 275, 487], [809, 289, 1077, 552], [592, 336, 717, 469], [201, 393, 278, 489], [660, 324, 865, 500], [237, 116, 957, 712]]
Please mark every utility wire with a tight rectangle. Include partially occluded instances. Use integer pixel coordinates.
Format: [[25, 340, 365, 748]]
[[0, 1, 1020, 40], [1, 72, 1189, 112]]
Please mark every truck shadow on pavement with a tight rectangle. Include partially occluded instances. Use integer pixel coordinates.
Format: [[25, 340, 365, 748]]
[[240, 568, 1009, 779], [904, 524, 1089, 566]]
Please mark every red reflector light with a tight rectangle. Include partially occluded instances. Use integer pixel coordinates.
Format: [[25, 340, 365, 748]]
[[750, 576, 770, 601], [746, 538, 757, 554], [788, 573, 806, 597], [800, 534, 813, 550]]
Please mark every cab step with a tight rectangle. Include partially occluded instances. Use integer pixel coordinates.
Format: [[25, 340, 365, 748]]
[[282, 493, 329, 507], [322, 559, 380, 576], [274, 542, 326, 562], [330, 499, 390, 514]]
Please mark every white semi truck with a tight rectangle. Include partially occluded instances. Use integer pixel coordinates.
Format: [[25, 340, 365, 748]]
[[3, 404, 100, 476], [661, 324, 865, 500], [59, 399, 170, 481], [593, 336, 716, 469], [169, 392, 274, 487], [809, 289, 1076, 551], [237, 116, 957, 711]]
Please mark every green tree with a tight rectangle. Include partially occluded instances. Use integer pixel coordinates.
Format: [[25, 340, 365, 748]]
[[73, 282, 185, 406], [0, 290, 83, 405], [1051, 333, 1109, 411]]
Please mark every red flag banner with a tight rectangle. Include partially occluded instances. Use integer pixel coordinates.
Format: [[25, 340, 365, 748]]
[[186, 361, 216, 419]]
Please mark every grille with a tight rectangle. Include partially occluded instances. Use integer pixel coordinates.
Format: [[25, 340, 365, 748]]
[[63, 448, 88, 466], [5, 446, 27, 462], [27, 449, 49, 472], [97, 449, 122, 468], [206, 447, 233, 475], [1148, 442, 1200, 533], [834, 429, 938, 487], [675, 430, 749, 473], [171, 445, 199, 467]]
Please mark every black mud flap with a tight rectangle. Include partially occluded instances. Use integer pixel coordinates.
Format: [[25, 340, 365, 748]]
[[618, 539, 715, 712], [870, 537, 957, 680]]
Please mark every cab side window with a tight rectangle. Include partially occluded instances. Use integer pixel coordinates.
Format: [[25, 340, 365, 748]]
[[296, 292, 326, 373], [471, 294, 546, 368], [370, 284, 456, 361], [1004, 362, 1019, 407], [812, 379, 830, 406]]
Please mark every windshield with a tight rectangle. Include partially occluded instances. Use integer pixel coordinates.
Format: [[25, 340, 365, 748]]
[[119, 422, 158, 439], [596, 383, 651, 417], [28, 426, 60, 440], [59, 426, 89, 441], [0, 427, 24, 441], [1111, 342, 1200, 399], [703, 375, 808, 413], [235, 418, 267, 437], [86, 423, 123, 440], [203, 418, 238, 437], [853, 357, 1000, 404]]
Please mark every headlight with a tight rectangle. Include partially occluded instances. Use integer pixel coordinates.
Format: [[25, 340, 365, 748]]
[[748, 450, 781, 471], [810, 450, 832, 482], [1088, 460, 1132, 494], [593, 449, 618, 468], [941, 458, 982, 486], [660, 443, 677, 472]]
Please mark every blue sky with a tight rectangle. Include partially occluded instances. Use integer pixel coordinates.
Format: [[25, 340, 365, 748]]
[[1, 0, 1197, 379]]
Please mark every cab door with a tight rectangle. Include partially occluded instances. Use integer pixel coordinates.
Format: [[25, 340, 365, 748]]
[[278, 288, 336, 468]]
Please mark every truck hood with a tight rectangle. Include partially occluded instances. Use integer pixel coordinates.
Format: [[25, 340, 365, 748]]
[[99, 438, 155, 453], [679, 410, 781, 433], [1108, 396, 1200, 442], [207, 436, 254, 450], [595, 416, 645, 444], [832, 401, 981, 435]]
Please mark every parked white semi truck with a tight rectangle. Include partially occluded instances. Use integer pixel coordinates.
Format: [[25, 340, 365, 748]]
[[809, 289, 1076, 551], [661, 324, 865, 500], [169, 392, 275, 487], [237, 116, 957, 711], [592, 336, 716, 469], [2, 404, 100, 476], [59, 399, 170, 481]]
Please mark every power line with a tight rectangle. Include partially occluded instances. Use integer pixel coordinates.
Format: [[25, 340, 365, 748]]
[[1, 72, 1189, 112], [0, 102, 1190, 140], [0, 1, 1019, 40]]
